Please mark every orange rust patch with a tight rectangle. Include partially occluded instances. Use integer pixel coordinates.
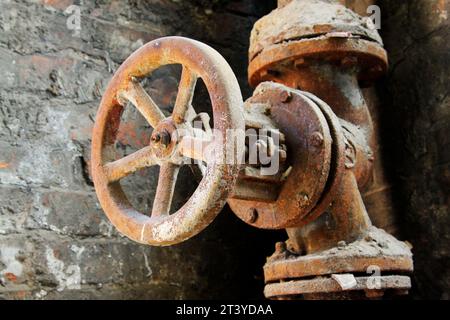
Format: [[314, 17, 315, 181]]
[[437, 0, 447, 12], [0, 162, 9, 169], [5, 272, 17, 282], [116, 122, 151, 149], [40, 0, 74, 10]]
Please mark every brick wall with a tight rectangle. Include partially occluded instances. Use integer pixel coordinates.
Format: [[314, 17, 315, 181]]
[[0, 0, 280, 299]]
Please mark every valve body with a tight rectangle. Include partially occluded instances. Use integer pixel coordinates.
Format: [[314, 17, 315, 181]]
[[233, 0, 414, 299]]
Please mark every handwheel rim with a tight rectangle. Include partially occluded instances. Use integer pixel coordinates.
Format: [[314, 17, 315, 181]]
[[91, 37, 244, 246]]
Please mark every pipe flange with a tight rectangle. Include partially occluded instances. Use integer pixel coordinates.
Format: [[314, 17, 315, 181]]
[[249, 37, 388, 88], [249, 0, 383, 61], [248, 0, 388, 87], [264, 227, 413, 298], [265, 275, 411, 300], [228, 82, 333, 229]]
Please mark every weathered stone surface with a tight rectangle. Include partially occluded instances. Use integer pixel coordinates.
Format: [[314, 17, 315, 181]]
[[24, 190, 119, 237], [0, 0, 280, 299], [0, 186, 33, 235], [0, 234, 34, 291]]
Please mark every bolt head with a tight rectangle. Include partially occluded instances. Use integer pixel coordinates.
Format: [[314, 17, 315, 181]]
[[294, 58, 306, 68], [248, 208, 258, 223], [337, 240, 346, 248], [160, 130, 171, 146], [310, 132, 324, 147], [280, 91, 292, 103], [152, 133, 161, 143]]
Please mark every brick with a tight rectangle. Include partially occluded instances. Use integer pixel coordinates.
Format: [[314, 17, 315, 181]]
[[25, 190, 118, 237], [0, 186, 33, 235], [0, 1, 161, 62], [31, 235, 154, 287], [0, 140, 84, 189], [0, 235, 34, 288]]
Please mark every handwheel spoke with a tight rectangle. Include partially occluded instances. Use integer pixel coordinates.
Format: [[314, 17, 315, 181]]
[[104, 146, 156, 182], [151, 163, 180, 217], [179, 135, 213, 163], [172, 66, 197, 124], [120, 78, 165, 128]]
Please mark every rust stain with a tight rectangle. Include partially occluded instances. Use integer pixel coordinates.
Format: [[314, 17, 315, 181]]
[[40, 0, 74, 10], [437, 0, 447, 12], [115, 122, 150, 149], [5, 272, 17, 282], [435, 0, 448, 21]]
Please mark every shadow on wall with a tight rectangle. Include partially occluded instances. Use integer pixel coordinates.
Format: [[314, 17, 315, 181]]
[[377, 0, 450, 299]]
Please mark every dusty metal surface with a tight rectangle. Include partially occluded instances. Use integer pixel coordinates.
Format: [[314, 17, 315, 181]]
[[264, 226, 413, 282], [249, 0, 383, 62], [249, 36, 387, 89], [248, 0, 388, 89], [264, 226, 413, 299], [91, 36, 244, 246], [228, 82, 333, 229], [243, 0, 414, 299], [265, 275, 411, 299]]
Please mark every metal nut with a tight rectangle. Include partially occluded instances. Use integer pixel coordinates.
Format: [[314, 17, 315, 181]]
[[160, 130, 171, 146]]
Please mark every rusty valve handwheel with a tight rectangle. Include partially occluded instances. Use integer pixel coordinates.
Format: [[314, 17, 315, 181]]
[[91, 37, 244, 246]]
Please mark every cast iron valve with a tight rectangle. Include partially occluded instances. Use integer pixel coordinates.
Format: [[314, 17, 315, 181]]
[[92, 29, 413, 298]]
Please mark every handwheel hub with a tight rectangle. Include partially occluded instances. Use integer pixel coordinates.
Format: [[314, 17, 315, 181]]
[[150, 118, 178, 160]]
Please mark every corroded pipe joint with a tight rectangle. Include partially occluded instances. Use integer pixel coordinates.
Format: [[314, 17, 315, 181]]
[[248, 0, 387, 87], [247, 0, 387, 191], [246, 2, 385, 191], [245, 0, 413, 299]]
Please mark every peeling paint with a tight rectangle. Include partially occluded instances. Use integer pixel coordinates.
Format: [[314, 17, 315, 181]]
[[45, 247, 81, 291], [0, 246, 23, 280], [70, 244, 85, 260]]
